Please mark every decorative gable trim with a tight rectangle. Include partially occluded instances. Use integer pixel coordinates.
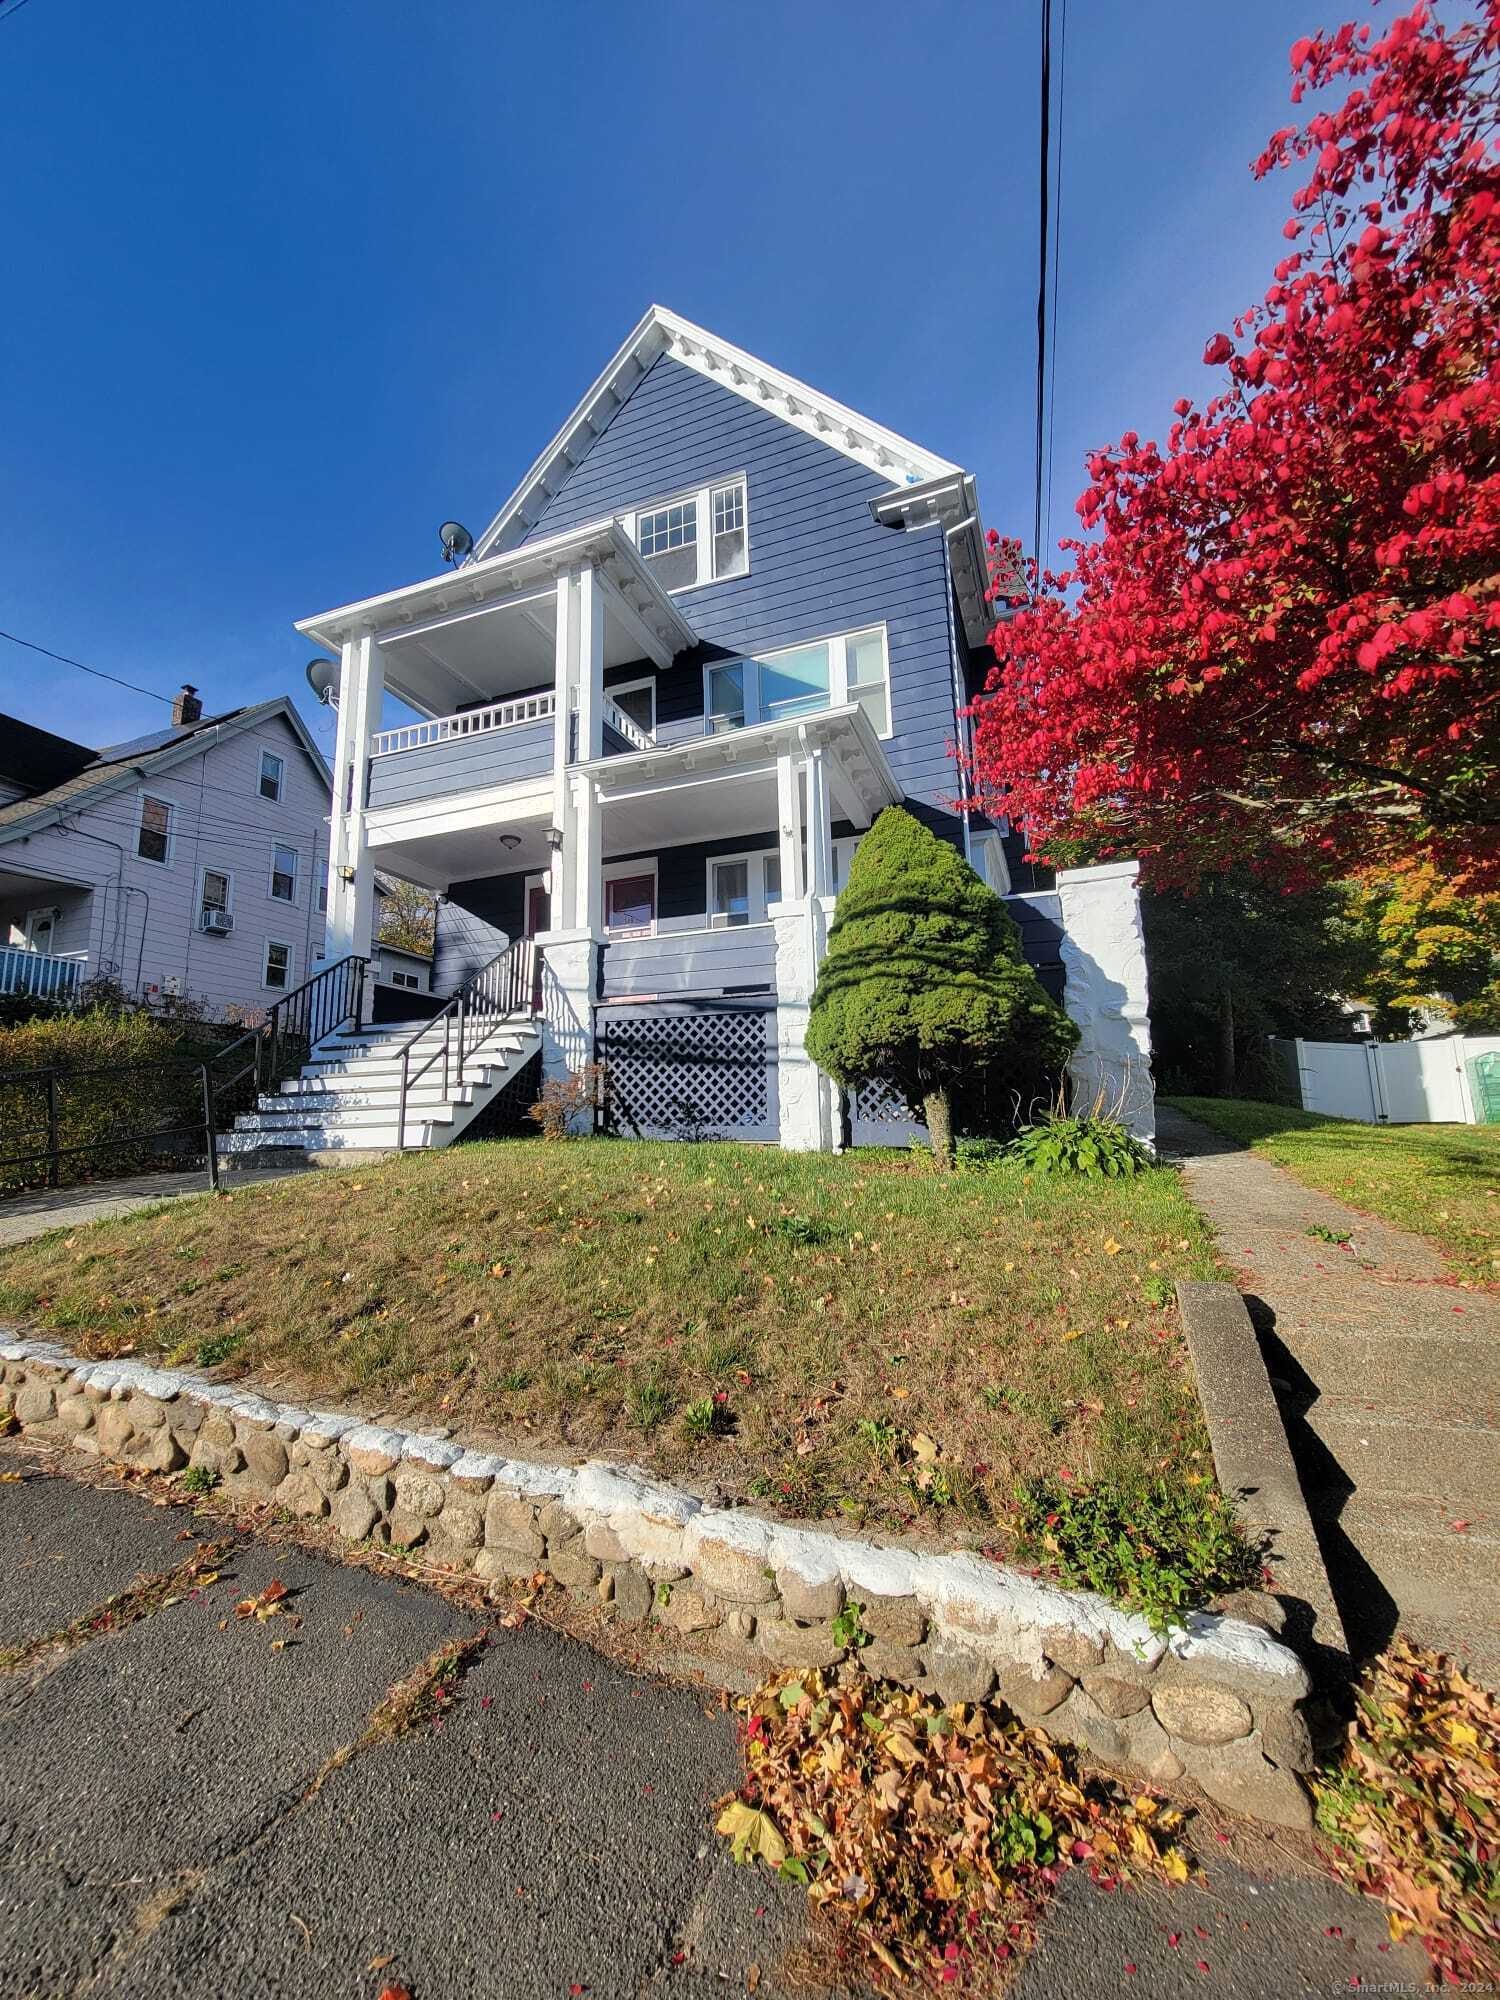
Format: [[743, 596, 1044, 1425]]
[[474, 306, 963, 560]]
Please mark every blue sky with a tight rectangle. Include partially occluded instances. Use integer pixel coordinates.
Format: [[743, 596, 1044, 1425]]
[[0, 0, 1321, 760]]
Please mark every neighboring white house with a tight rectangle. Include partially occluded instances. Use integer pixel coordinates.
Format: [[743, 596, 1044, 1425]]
[[0, 686, 332, 1019], [372, 940, 431, 994]]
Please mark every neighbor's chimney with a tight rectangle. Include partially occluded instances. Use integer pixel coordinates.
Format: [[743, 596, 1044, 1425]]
[[172, 684, 202, 726]]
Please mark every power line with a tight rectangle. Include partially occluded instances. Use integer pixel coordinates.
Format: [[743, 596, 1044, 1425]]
[[0, 627, 176, 705], [0, 0, 36, 23], [1033, 0, 1053, 582], [1042, 0, 1067, 571]]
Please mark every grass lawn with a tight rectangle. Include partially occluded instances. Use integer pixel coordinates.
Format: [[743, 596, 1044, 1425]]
[[1165, 1096, 1500, 1285], [0, 1137, 1224, 1538]]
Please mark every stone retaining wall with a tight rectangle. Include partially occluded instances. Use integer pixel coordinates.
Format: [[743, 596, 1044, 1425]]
[[1, 1336, 1314, 1827]]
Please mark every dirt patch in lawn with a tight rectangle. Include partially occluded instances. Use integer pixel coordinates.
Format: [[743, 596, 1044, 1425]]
[[0, 1138, 1224, 1538]]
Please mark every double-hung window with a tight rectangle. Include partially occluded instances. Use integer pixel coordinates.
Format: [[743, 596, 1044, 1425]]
[[269, 843, 299, 904], [258, 750, 285, 802], [629, 476, 748, 590], [200, 869, 232, 924], [701, 625, 891, 738], [709, 851, 783, 927], [263, 939, 292, 990], [137, 795, 174, 865]]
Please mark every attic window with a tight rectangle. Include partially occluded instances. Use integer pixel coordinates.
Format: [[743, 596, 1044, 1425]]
[[258, 750, 285, 802], [627, 476, 748, 591]]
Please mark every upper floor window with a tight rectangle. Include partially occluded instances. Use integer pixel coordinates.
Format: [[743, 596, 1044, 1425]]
[[269, 842, 299, 903], [703, 625, 891, 739], [258, 750, 285, 802], [137, 794, 174, 865], [627, 476, 748, 592]]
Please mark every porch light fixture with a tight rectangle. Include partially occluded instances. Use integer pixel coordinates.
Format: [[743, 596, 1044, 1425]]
[[337, 865, 356, 883], [498, 833, 521, 852], [545, 826, 564, 852]]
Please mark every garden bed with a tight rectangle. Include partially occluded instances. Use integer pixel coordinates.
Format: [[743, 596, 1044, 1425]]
[[0, 1137, 1224, 1539]]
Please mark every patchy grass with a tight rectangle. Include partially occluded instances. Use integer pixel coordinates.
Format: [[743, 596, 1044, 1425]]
[[0, 1137, 1223, 1537], [1166, 1096, 1500, 1285]]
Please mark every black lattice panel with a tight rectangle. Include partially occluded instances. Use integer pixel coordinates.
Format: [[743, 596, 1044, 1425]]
[[599, 1005, 777, 1143]]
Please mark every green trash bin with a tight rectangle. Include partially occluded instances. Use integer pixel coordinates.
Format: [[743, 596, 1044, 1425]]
[[1469, 1053, 1500, 1124]]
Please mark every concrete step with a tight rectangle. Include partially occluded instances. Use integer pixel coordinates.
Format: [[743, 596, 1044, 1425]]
[[220, 1122, 447, 1153], [235, 1102, 459, 1135]]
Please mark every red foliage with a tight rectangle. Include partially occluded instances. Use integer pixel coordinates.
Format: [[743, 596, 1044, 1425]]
[[967, 3, 1500, 889]]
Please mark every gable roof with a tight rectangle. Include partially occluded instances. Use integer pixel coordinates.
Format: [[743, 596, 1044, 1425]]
[[474, 306, 965, 561], [0, 697, 332, 845]]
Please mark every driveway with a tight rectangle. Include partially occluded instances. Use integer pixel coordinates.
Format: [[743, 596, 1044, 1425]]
[[0, 1447, 1416, 1999], [1158, 1104, 1500, 1687]]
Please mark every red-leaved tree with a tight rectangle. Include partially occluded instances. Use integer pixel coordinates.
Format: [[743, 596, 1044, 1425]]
[[967, 3, 1500, 889]]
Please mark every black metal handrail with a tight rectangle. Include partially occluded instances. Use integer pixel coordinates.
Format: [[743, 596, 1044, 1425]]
[[0, 955, 368, 1198], [394, 936, 538, 1151]]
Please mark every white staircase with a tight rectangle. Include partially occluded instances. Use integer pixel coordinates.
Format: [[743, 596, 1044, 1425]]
[[219, 1012, 542, 1161]]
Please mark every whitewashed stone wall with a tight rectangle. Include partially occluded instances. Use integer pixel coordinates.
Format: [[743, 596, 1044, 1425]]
[[1055, 861, 1156, 1148], [3, 1334, 1314, 1827]]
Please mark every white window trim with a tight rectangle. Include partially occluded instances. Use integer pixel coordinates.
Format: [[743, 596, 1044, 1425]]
[[136, 792, 176, 867], [268, 841, 301, 906], [707, 847, 782, 928], [605, 674, 657, 736], [257, 749, 285, 803], [602, 856, 659, 938], [262, 938, 295, 991], [198, 866, 235, 917], [621, 472, 749, 593], [700, 623, 892, 741]]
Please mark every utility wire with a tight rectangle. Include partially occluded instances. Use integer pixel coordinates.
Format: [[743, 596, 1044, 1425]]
[[1033, 0, 1053, 583], [0, 627, 176, 705], [0, 0, 35, 23], [1042, 0, 1067, 571]]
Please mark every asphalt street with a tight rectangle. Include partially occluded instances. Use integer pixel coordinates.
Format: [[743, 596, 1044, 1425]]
[[0, 1447, 1423, 1999]]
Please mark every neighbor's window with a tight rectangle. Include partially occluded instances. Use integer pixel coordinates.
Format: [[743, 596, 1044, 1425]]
[[201, 869, 231, 918], [390, 969, 420, 990], [263, 940, 292, 989], [637, 497, 698, 590], [137, 795, 173, 865], [258, 750, 285, 802], [630, 477, 748, 590], [270, 843, 299, 903]]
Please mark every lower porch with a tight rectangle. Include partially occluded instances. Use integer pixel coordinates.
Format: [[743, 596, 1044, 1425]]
[[0, 867, 93, 1005]]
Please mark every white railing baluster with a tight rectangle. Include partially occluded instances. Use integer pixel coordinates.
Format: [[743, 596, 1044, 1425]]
[[369, 690, 557, 758]]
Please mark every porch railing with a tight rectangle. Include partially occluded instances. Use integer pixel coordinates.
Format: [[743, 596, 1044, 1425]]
[[0, 945, 87, 1006], [370, 691, 556, 758], [393, 935, 538, 1150], [602, 697, 654, 752]]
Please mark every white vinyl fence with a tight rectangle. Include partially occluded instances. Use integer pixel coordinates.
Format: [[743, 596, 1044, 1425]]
[[1277, 1033, 1500, 1125]]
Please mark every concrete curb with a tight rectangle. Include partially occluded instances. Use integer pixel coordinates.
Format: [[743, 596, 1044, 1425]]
[[1176, 1279, 1348, 1664], [2, 1329, 1319, 1828]]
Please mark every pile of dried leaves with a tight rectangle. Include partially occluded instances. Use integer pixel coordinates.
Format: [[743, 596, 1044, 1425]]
[[716, 1668, 1193, 1990], [1312, 1639, 1499, 1986]]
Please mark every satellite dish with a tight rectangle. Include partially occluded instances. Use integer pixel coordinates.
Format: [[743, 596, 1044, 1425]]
[[305, 657, 339, 707], [440, 520, 474, 565]]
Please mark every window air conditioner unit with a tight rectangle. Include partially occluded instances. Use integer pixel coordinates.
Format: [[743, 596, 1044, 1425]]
[[200, 908, 235, 935]]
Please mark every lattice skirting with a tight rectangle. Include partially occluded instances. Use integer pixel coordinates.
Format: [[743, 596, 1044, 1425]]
[[596, 1001, 778, 1143]]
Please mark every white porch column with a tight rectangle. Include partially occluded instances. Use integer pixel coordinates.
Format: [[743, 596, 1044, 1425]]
[[775, 751, 805, 901], [804, 747, 833, 897], [549, 573, 579, 928], [533, 926, 602, 1129], [771, 897, 838, 1152], [576, 562, 606, 763], [324, 631, 385, 988], [1054, 860, 1156, 1148], [570, 772, 603, 933]]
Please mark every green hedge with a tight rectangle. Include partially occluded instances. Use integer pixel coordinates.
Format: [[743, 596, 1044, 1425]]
[[0, 1008, 226, 1192]]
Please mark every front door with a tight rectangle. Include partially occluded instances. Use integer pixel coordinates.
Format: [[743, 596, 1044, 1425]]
[[25, 909, 57, 955], [525, 881, 549, 1011]]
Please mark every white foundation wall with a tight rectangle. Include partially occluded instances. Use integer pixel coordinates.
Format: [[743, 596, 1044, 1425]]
[[1055, 861, 1156, 1148]]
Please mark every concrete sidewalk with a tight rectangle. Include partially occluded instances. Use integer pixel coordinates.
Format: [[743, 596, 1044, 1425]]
[[1158, 1105, 1500, 1686], [0, 1449, 1413, 2000], [0, 1165, 310, 1251]]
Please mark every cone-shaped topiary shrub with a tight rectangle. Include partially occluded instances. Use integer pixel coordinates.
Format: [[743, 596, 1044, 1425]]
[[804, 807, 1077, 1163]]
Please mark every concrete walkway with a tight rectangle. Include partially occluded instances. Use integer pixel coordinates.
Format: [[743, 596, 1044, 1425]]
[[0, 1450, 1418, 1999], [0, 1166, 312, 1251], [1158, 1106, 1500, 1687]]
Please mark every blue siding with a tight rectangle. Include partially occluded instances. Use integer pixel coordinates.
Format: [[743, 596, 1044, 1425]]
[[601, 925, 775, 999], [523, 356, 965, 827], [367, 719, 552, 811]]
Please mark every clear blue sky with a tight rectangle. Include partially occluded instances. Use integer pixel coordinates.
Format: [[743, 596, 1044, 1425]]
[[0, 0, 1319, 761]]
